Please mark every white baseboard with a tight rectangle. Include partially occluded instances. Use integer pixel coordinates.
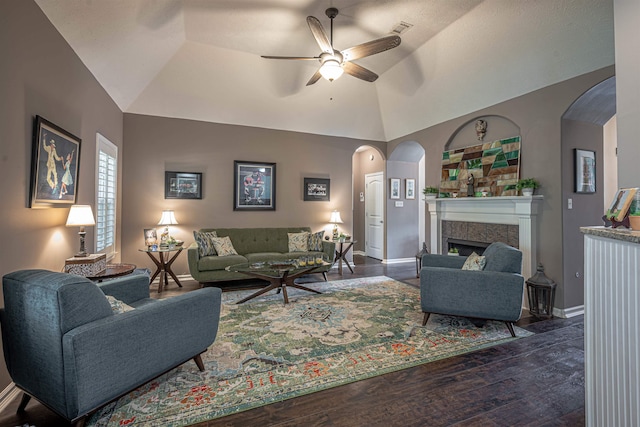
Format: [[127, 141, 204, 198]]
[[0, 382, 20, 414], [382, 258, 415, 264], [353, 250, 365, 256], [558, 305, 584, 318], [150, 274, 194, 284]]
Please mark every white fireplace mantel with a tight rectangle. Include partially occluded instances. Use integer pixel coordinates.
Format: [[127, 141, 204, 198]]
[[427, 195, 543, 280]]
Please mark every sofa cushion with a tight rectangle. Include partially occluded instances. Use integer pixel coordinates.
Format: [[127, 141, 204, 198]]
[[193, 230, 218, 257], [199, 254, 248, 271], [308, 230, 325, 251], [288, 232, 309, 252], [461, 252, 486, 271], [105, 295, 135, 314], [211, 236, 238, 256]]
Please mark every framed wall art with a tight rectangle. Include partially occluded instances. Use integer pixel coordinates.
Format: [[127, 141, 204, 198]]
[[165, 171, 202, 199], [574, 149, 596, 194], [406, 178, 416, 199], [303, 177, 330, 201], [234, 160, 276, 210], [29, 115, 81, 208], [390, 178, 400, 199]]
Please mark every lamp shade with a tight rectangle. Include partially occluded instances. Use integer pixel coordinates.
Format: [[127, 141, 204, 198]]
[[65, 205, 95, 227], [158, 210, 178, 226], [329, 210, 343, 224], [319, 59, 343, 82]]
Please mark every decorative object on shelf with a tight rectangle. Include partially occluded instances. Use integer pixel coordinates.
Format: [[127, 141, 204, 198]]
[[303, 177, 330, 201], [66, 205, 95, 257], [440, 136, 521, 197], [329, 210, 343, 240], [526, 263, 557, 319], [516, 178, 539, 196], [158, 210, 178, 248], [64, 253, 106, 276], [574, 149, 596, 194], [144, 228, 158, 248], [405, 178, 415, 199], [30, 115, 82, 208], [629, 192, 640, 230], [165, 171, 202, 199], [234, 160, 276, 210], [475, 119, 487, 141], [466, 174, 475, 197], [422, 186, 438, 200], [604, 187, 637, 225], [447, 247, 459, 256], [390, 178, 400, 199]]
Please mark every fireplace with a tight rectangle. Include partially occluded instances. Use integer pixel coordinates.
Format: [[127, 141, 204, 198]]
[[427, 196, 542, 280], [446, 238, 491, 256]]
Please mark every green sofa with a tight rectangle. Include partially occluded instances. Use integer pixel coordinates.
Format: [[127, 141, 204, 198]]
[[188, 227, 336, 285]]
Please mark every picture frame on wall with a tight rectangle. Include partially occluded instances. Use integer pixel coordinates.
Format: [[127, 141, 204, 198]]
[[165, 171, 202, 199], [303, 177, 330, 201], [234, 160, 276, 210], [29, 115, 81, 208], [406, 178, 416, 199], [390, 178, 400, 199], [574, 149, 596, 194]]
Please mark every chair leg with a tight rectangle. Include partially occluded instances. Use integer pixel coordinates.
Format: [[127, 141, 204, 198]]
[[193, 354, 205, 371], [17, 392, 30, 412], [74, 416, 87, 427], [505, 322, 516, 337], [422, 312, 431, 326], [322, 272, 327, 281]]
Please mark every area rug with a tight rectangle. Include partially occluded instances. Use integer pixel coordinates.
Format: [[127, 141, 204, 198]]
[[87, 276, 532, 427]]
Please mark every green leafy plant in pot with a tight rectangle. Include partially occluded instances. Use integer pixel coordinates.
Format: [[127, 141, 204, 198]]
[[516, 178, 539, 196], [422, 186, 439, 199]]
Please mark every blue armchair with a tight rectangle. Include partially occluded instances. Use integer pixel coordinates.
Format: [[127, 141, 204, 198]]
[[1, 269, 222, 426], [420, 242, 524, 337]]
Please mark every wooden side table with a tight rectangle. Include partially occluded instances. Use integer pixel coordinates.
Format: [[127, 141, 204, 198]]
[[333, 240, 356, 275], [139, 247, 184, 293], [86, 263, 137, 282]]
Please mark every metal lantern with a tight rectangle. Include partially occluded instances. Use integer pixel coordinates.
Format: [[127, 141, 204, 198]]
[[415, 242, 429, 278], [526, 263, 557, 319]]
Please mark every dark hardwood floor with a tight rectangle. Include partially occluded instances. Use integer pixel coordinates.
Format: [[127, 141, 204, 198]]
[[0, 256, 585, 427]]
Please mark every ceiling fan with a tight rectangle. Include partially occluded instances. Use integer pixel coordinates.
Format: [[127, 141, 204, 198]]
[[261, 7, 401, 86]]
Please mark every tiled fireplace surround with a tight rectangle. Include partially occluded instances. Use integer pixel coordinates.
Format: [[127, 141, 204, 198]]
[[427, 196, 543, 280]]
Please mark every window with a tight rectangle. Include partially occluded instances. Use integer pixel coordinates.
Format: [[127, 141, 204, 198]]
[[96, 133, 117, 260]]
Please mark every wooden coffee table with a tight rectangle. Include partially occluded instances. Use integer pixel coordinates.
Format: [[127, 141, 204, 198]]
[[227, 260, 329, 304]]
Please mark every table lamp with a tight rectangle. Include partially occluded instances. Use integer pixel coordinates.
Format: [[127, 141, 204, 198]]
[[329, 210, 343, 240], [66, 205, 95, 257], [158, 210, 178, 246]]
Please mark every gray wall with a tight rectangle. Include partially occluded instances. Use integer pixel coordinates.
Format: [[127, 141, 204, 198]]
[[386, 161, 420, 259], [0, 0, 124, 389], [352, 147, 385, 254], [387, 65, 615, 311], [121, 114, 385, 275]]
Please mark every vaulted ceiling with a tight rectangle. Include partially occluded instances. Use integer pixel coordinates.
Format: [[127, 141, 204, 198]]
[[35, 0, 615, 142]]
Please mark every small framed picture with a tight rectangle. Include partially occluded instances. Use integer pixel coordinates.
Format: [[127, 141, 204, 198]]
[[606, 188, 637, 222], [574, 149, 596, 193], [390, 178, 400, 199], [303, 178, 330, 201], [406, 179, 416, 199], [165, 171, 202, 199], [144, 228, 158, 247]]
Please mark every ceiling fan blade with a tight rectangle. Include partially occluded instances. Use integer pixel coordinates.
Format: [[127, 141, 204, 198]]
[[306, 69, 323, 86], [306, 16, 334, 55], [343, 62, 379, 82], [261, 55, 319, 60], [342, 35, 401, 61]]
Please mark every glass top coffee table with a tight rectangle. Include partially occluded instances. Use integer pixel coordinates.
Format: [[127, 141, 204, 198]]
[[226, 259, 330, 304]]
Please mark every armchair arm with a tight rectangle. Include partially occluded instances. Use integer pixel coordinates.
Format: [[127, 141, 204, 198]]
[[97, 271, 150, 304], [322, 240, 336, 263], [420, 267, 524, 322], [422, 253, 467, 269], [187, 241, 201, 273], [62, 287, 222, 417]]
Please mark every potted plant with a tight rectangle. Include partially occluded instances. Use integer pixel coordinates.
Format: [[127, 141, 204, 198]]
[[422, 186, 439, 199], [447, 247, 459, 256], [516, 178, 539, 196]]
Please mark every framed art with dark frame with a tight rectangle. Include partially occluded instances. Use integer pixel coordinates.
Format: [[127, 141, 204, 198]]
[[574, 149, 596, 193], [165, 171, 202, 199], [234, 160, 276, 210], [29, 115, 81, 208], [303, 177, 330, 201]]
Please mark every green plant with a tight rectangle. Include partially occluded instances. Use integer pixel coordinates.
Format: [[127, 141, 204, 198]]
[[516, 178, 539, 190], [422, 186, 439, 195], [448, 247, 459, 254]]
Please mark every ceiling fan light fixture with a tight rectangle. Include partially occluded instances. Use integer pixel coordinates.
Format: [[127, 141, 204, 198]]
[[319, 59, 343, 82]]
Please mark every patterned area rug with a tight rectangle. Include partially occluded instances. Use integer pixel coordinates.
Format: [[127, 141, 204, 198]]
[[88, 276, 532, 427]]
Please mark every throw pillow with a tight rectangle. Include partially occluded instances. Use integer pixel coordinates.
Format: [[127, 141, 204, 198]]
[[193, 230, 218, 257], [308, 230, 325, 251], [288, 232, 310, 252], [461, 252, 487, 271], [211, 236, 238, 256], [105, 295, 135, 314]]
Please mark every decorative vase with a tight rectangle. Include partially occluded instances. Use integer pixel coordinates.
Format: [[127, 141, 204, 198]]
[[522, 188, 534, 196], [424, 194, 437, 200]]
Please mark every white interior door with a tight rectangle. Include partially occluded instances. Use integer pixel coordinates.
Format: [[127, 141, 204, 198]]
[[365, 172, 384, 260]]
